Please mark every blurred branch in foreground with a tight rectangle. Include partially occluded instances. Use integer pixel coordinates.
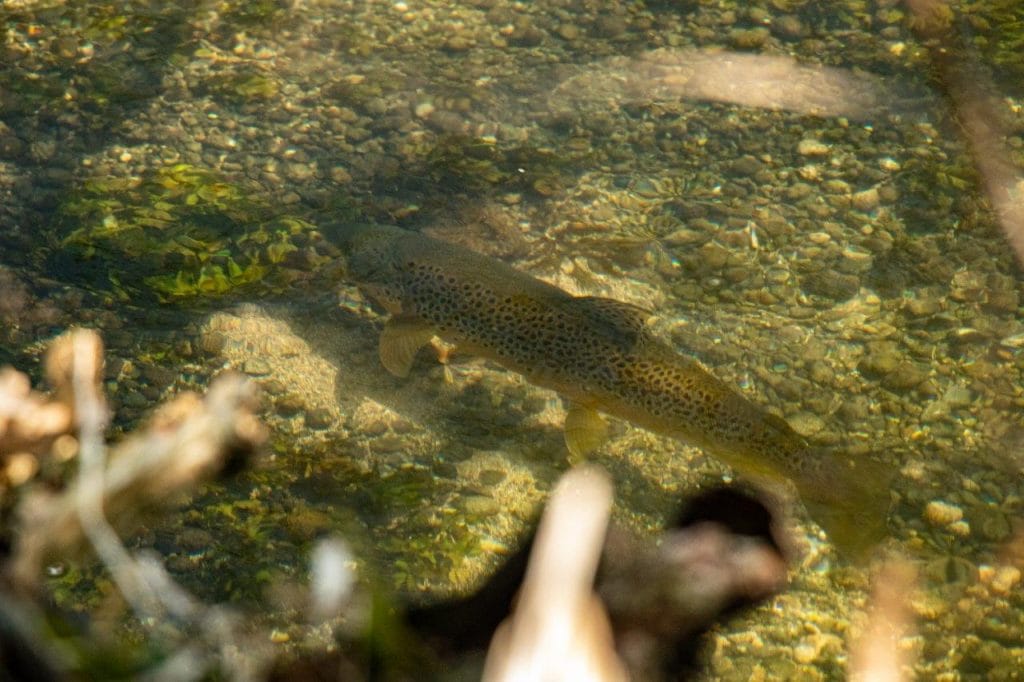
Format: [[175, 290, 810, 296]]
[[849, 559, 918, 682], [907, 0, 1024, 265], [9, 330, 266, 592], [483, 465, 626, 682], [410, 476, 789, 681], [0, 329, 268, 680], [547, 47, 934, 121]]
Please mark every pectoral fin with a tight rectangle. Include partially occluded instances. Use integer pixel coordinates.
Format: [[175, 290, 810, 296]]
[[379, 316, 436, 377], [564, 403, 609, 461]]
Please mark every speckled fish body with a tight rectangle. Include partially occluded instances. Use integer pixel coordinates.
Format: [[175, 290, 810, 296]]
[[337, 223, 891, 557]]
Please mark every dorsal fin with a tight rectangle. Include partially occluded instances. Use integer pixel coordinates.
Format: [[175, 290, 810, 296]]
[[569, 296, 653, 347]]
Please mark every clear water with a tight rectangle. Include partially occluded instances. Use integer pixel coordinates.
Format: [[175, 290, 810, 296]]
[[1, 0, 1023, 679]]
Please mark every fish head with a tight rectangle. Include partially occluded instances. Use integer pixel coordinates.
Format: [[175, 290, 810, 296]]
[[322, 222, 411, 313]]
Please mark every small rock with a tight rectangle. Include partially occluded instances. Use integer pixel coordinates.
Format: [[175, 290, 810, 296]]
[[941, 384, 972, 408], [851, 187, 880, 212], [881, 362, 928, 391], [974, 508, 1012, 542], [773, 15, 806, 39], [306, 408, 334, 429], [479, 469, 507, 486], [177, 527, 214, 551], [699, 242, 730, 269], [787, 182, 814, 200], [463, 494, 500, 516], [924, 499, 964, 526], [122, 389, 149, 409], [242, 358, 271, 376], [510, 24, 545, 46], [413, 101, 435, 119], [793, 640, 818, 665], [903, 296, 941, 317], [797, 138, 830, 156], [331, 166, 353, 184], [729, 155, 764, 177], [730, 27, 769, 48], [801, 270, 860, 301], [984, 289, 1019, 314], [444, 35, 473, 51], [857, 342, 902, 377], [788, 412, 826, 437], [990, 566, 1021, 595], [557, 23, 580, 40], [592, 16, 627, 39], [200, 331, 227, 354]]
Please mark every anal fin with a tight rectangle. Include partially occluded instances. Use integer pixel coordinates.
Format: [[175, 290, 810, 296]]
[[379, 316, 436, 378], [564, 403, 609, 461]]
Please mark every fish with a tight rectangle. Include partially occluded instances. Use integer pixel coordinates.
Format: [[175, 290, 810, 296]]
[[331, 222, 892, 558]]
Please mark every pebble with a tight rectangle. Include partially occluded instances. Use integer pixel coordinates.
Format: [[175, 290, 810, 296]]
[[444, 35, 473, 51], [990, 566, 1021, 595], [243, 358, 271, 376], [509, 24, 545, 46], [331, 166, 353, 183], [699, 242, 730, 269], [788, 412, 826, 437], [984, 289, 1019, 313], [479, 469, 507, 486], [903, 296, 941, 317], [881, 362, 928, 391], [941, 384, 972, 408], [857, 342, 902, 377], [557, 23, 580, 41], [973, 508, 1012, 542], [797, 138, 830, 156], [802, 270, 860, 301], [592, 16, 627, 39], [787, 182, 813, 199], [773, 15, 806, 39], [462, 494, 500, 516], [730, 155, 765, 177], [177, 527, 214, 551], [851, 187, 880, 212], [924, 499, 964, 526], [122, 389, 149, 409], [730, 27, 769, 48], [305, 407, 334, 429], [793, 640, 818, 664]]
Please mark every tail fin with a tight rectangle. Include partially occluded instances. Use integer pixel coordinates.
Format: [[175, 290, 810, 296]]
[[797, 451, 895, 561]]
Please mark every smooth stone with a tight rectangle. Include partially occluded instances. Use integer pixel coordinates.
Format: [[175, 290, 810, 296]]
[[797, 138, 830, 156], [463, 494, 500, 516]]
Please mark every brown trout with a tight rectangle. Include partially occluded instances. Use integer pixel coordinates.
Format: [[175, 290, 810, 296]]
[[334, 223, 892, 557]]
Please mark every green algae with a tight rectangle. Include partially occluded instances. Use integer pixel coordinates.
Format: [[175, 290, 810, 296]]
[[198, 68, 281, 104], [53, 163, 330, 301]]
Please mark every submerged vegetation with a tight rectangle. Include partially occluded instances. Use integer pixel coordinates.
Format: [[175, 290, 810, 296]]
[[52, 163, 330, 301]]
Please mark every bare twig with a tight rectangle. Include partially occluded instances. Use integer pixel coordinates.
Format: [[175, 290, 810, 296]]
[[482, 465, 627, 682], [906, 0, 1024, 266], [849, 559, 917, 682], [11, 336, 266, 593]]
